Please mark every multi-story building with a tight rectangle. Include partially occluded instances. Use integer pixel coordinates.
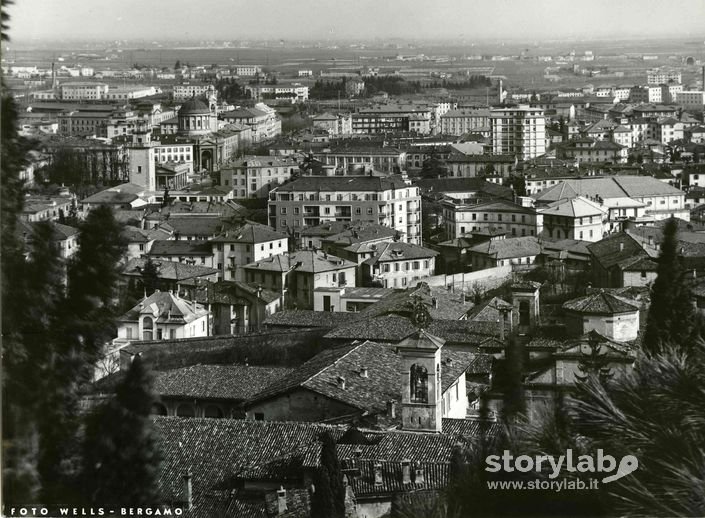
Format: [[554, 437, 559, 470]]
[[311, 112, 353, 135], [173, 83, 213, 101], [104, 85, 159, 101], [647, 69, 682, 85], [245, 83, 309, 103], [538, 197, 608, 242], [439, 108, 490, 136], [210, 222, 288, 282], [561, 137, 627, 164], [220, 155, 299, 199], [490, 105, 546, 160], [220, 103, 281, 143], [235, 65, 262, 77], [352, 104, 432, 134], [445, 150, 517, 178], [268, 176, 422, 244], [151, 136, 195, 174], [677, 91, 705, 111], [316, 146, 406, 174], [243, 250, 357, 309], [361, 241, 438, 289], [441, 198, 542, 239], [60, 82, 109, 101]]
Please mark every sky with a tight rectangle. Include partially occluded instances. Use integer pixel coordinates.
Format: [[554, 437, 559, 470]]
[[6, 0, 705, 42]]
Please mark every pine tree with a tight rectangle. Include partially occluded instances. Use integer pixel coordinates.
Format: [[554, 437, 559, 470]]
[[643, 218, 697, 356]]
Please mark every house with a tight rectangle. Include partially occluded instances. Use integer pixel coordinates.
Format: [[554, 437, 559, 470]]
[[209, 221, 289, 282], [467, 236, 542, 271], [586, 231, 659, 288], [243, 250, 358, 309], [119, 257, 220, 296], [562, 290, 640, 341], [560, 137, 628, 164], [115, 290, 211, 343], [441, 198, 542, 240], [220, 155, 299, 199], [538, 196, 608, 242], [361, 241, 439, 289], [445, 150, 517, 178], [313, 286, 392, 313]]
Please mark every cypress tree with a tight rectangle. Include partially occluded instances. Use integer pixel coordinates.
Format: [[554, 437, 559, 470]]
[[643, 218, 697, 356], [310, 465, 335, 518], [81, 356, 162, 506], [319, 432, 345, 518]]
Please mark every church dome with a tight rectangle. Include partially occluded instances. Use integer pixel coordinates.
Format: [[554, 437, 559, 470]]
[[178, 98, 211, 115]]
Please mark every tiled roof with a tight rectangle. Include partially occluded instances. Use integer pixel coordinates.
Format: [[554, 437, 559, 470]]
[[466, 296, 512, 322], [323, 223, 399, 246], [562, 291, 639, 315], [344, 459, 448, 497], [121, 258, 219, 281], [414, 177, 513, 199], [539, 196, 607, 218], [210, 221, 287, 243], [166, 216, 228, 238], [244, 249, 356, 273], [118, 290, 209, 325], [362, 241, 438, 266], [273, 176, 410, 192], [357, 283, 471, 321], [468, 236, 541, 259], [586, 232, 652, 269], [534, 176, 684, 203], [264, 310, 362, 328], [154, 364, 294, 401], [149, 240, 213, 257]]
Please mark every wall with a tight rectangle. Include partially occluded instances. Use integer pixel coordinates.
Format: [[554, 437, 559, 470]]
[[622, 270, 657, 288], [356, 501, 392, 518], [245, 388, 358, 422], [410, 265, 513, 293], [582, 312, 639, 342], [119, 328, 328, 371]]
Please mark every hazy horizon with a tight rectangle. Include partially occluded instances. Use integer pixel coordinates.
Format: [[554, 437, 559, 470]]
[[6, 0, 705, 44]]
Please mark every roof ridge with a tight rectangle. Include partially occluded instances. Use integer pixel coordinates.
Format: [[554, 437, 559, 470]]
[[301, 342, 367, 389]]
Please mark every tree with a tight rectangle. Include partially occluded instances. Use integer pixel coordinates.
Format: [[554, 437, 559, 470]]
[[311, 432, 345, 518], [501, 334, 526, 422], [420, 151, 449, 179], [174, 59, 181, 70], [81, 356, 162, 506], [141, 257, 160, 297], [511, 175, 527, 197], [643, 218, 698, 356]]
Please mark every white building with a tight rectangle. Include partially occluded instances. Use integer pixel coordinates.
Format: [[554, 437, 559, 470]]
[[60, 82, 109, 101], [490, 105, 546, 160]]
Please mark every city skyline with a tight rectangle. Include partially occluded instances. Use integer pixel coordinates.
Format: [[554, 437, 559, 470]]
[[7, 0, 705, 43]]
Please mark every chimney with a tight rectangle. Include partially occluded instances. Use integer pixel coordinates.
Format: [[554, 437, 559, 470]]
[[276, 486, 287, 515], [386, 400, 396, 418], [648, 236, 654, 246], [337, 376, 346, 390], [182, 470, 193, 510], [401, 460, 411, 484], [414, 463, 425, 485], [374, 462, 383, 486], [360, 366, 368, 378]]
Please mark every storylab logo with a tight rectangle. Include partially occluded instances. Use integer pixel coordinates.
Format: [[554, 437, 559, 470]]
[[486, 449, 639, 484]]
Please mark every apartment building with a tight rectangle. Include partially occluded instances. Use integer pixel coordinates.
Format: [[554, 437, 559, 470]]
[[439, 108, 490, 136], [677, 91, 705, 111], [268, 176, 422, 244], [441, 198, 542, 239], [490, 105, 546, 160], [647, 69, 682, 85], [317, 146, 406, 173], [220, 155, 299, 199], [235, 65, 262, 77], [352, 104, 432, 134], [312, 112, 353, 135], [538, 197, 608, 242], [362, 241, 438, 289], [561, 137, 628, 164]]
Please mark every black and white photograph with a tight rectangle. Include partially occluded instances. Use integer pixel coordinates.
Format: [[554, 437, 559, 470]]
[[2, 0, 705, 516]]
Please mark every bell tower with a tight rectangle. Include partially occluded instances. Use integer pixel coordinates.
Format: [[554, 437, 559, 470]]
[[397, 329, 445, 432], [127, 121, 155, 191]]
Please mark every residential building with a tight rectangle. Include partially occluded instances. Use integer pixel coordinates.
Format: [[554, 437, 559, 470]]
[[210, 221, 289, 282], [22, 195, 75, 222], [316, 146, 406, 174], [490, 105, 546, 160], [677, 91, 705, 111], [312, 112, 353, 135], [441, 198, 541, 239], [467, 236, 541, 270], [115, 290, 211, 342], [440, 108, 490, 136], [533, 176, 689, 222], [586, 231, 659, 288], [268, 176, 423, 245], [361, 241, 438, 288], [562, 290, 640, 341], [647, 69, 682, 85], [313, 286, 390, 313], [352, 104, 432, 134], [538, 196, 608, 242], [561, 137, 628, 164], [220, 155, 298, 199], [235, 65, 261, 77], [173, 83, 213, 101], [445, 149, 517, 178], [467, 236, 542, 270], [243, 250, 357, 309]]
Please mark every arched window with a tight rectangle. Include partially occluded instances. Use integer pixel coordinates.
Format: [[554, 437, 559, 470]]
[[176, 403, 195, 417], [204, 405, 224, 418], [151, 403, 167, 416], [410, 364, 428, 403], [142, 317, 153, 341]]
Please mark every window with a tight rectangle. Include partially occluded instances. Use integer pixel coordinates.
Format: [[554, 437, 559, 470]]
[[294, 207, 300, 215], [139, 244, 145, 251], [367, 208, 373, 215], [280, 207, 287, 214], [142, 317, 153, 341], [413, 261, 420, 270], [410, 364, 428, 403], [483, 213, 488, 221], [355, 207, 361, 215], [424, 260, 429, 268]]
